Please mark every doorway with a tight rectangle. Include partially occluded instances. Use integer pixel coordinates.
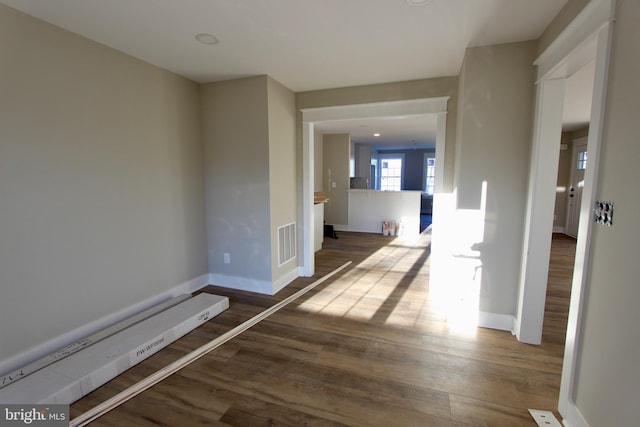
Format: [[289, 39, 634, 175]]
[[566, 137, 588, 237], [301, 97, 449, 277], [515, 0, 614, 420]]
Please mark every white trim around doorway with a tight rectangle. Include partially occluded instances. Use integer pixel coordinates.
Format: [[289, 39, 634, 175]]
[[514, 1, 615, 425], [300, 97, 449, 277]]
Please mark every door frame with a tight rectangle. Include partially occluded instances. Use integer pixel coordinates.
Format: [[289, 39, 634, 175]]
[[514, 0, 615, 421], [300, 97, 449, 276], [566, 136, 588, 237]]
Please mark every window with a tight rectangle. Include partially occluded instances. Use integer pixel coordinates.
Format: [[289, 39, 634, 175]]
[[379, 155, 403, 191], [424, 156, 436, 195], [577, 150, 587, 170]]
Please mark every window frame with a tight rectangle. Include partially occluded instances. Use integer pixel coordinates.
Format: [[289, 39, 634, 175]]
[[423, 153, 436, 196], [377, 153, 405, 191]]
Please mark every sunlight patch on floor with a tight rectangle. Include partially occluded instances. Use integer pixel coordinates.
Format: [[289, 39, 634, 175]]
[[298, 237, 444, 330], [298, 216, 486, 338], [297, 265, 400, 321]]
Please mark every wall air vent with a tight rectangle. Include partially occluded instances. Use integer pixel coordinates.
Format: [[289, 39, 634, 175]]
[[277, 222, 296, 266]]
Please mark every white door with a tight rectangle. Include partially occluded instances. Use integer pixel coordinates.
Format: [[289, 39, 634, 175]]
[[566, 137, 588, 237]]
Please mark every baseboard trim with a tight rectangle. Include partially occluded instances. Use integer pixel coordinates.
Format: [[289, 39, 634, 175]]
[[560, 398, 590, 427], [210, 267, 299, 296], [478, 311, 516, 331], [272, 267, 300, 294], [209, 273, 274, 295], [553, 226, 566, 233], [331, 224, 350, 232], [0, 274, 210, 378]]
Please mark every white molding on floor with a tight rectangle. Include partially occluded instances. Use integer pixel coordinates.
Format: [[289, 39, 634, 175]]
[[553, 226, 566, 234], [0, 274, 210, 378], [0, 293, 228, 405]]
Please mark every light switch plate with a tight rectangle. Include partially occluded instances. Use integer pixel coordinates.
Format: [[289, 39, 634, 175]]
[[594, 200, 614, 225], [528, 409, 562, 427]]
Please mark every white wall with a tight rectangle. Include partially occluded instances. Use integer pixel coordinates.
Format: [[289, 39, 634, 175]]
[[571, 1, 640, 424], [0, 6, 208, 366], [348, 190, 421, 237]]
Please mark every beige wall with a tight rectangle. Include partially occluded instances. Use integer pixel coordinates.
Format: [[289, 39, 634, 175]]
[[572, 1, 640, 424], [538, 0, 591, 55], [314, 130, 324, 192], [201, 77, 272, 284], [455, 41, 537, 315], [267, 77, 298, 280], [354, 144, 372, 181], [201, 75, 298, 292], [322, 134, 351, 226], [0, 6, 207, 363]]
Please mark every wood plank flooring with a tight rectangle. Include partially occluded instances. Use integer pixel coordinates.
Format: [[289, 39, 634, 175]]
[[71, 231, 575, 426]]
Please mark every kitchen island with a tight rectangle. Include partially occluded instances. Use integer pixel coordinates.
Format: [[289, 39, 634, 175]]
[[347, 189, 421, 238]]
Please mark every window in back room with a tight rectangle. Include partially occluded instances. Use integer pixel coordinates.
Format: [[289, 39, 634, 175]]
[[424, 156, 436, 195], [379, 154, 403, 191]]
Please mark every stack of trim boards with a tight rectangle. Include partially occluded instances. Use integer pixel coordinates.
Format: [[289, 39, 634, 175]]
[[0, 293, 229, 404]]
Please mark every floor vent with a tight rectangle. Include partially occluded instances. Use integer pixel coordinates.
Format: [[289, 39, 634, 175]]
[[528, 409, 562, 427], [277, 222, 296, 266]]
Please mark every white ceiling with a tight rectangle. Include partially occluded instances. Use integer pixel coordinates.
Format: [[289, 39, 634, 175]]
[[2, 0, 576, 148], [314, 115, 439, 150]]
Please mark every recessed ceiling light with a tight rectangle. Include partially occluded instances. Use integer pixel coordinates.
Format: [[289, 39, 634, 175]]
[[374, 133, 381, 137], [195, 33, 219, 45], [406, 0, 433, 5]]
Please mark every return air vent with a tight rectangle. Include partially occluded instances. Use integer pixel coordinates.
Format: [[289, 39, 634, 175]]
[[277, 222, 296, 266]]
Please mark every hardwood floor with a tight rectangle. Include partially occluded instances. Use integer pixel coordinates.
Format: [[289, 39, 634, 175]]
[[71, 231, 575, 426], [543, 234, 576, 347]]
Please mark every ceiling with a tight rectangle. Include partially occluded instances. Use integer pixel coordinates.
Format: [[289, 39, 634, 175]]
[[1, 0, 576, 149], [314, 115, 439, 150], [563, 59, 595, 132]]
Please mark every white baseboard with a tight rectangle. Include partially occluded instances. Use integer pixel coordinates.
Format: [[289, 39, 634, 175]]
[[553, 226, 566, 233], [560, 398, 590, 427], [478, 311, 516, 331], [332, 224, 350, 232], [297, 266, 309, 278], [0, 274, 210, 378], [210, 266, 300, 296], [209, 273, 274, 294], [272, 267, 300, 294]]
